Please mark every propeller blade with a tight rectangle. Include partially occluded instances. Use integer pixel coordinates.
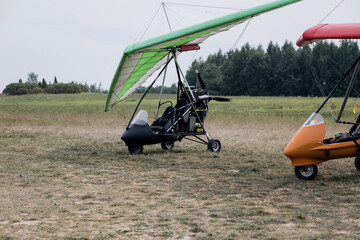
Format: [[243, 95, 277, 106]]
[[210, 97, 232, 102], [196, 70, 207, 90]]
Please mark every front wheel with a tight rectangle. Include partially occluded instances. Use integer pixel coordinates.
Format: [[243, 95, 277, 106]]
[[294, 165, 318, 180], [355, 157, 360, 171], [161, 142, 174, 151], [208, 139, 221, 152], [128, 145, 143, 155]]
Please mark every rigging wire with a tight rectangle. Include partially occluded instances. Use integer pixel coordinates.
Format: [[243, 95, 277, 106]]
[[133, 1, 252, 114], [188, 50, 200, 67], [328, 58, 360, 121], [308, 59, 326, 98], [162, 3, 241, 32], [163, 3, 185, 30], [137, 2, 242, 43], [307, 50, 360, 122], [328, 58, 360, 97], [165, 6, 233, 17], [230, 16, 252, 52], [137, 4, 162, 42], [318, 0, 345, 24], [162, 2, 173, 32], [306, 57, 337, 119], [164, 2, 243, 11], [307, 0, 354, 120]]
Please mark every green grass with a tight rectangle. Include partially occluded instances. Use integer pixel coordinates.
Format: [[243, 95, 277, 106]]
[[0, 92, 358, 126], [1, 92, 357, 120], [1, 93, 360, 239]]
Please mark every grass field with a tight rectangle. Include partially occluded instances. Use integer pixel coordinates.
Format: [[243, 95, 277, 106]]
[[1, 93, 360, 239]]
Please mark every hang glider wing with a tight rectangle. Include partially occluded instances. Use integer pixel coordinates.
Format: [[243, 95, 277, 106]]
[[297, 23, 360, 47], [105, 0, 301, 111]]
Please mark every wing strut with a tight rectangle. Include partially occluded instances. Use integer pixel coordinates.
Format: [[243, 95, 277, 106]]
[[156, 53, 171, 118], [315, 55, 360, 115], [126, 55, 174, 130], [336, 60, 360, 122], [171, 50, 210, 140]]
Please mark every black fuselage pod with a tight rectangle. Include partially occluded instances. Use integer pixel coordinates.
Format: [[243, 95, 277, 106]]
[[121, 123, 177, 146]]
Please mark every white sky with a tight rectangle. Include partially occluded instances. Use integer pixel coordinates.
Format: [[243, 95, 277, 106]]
[[1, 0, 359, 92]]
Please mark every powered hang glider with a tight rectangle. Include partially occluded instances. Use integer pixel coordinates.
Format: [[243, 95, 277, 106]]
[[284, 23, 360, 180], [105, 0, 301, 154]]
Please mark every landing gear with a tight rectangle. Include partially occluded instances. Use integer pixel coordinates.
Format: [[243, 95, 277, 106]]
[[208, 138, 221, 152], [355, 157, 360, 171], [128, 145, 143, 155], [161, 142, 174, 151], [295, 165, 318, 180]]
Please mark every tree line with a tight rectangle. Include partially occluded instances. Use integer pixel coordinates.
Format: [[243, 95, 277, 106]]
[[185, 40, 360, 97], [4, 40, 359, 97], [2, 73, 107, 95]]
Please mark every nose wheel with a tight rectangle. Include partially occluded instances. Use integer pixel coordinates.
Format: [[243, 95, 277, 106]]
[[161, 141, 174, 150], [208, 138, 221, 152], [128, 145, 143, 155], [295, 165, 318, 180]]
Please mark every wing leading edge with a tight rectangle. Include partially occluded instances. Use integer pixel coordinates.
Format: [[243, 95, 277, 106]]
[[297, 23, 360, 47]]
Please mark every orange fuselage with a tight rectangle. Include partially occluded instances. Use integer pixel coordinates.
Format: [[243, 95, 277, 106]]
[[284, 122, 360, 166]]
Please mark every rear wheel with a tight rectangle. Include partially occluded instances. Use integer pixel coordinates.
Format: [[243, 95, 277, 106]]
[[294, 165, 318, 180], [355, 157, 360, 171], [161, 142, 174, 151], [208, 139, 221, 152], [128, 145, 143, 155]]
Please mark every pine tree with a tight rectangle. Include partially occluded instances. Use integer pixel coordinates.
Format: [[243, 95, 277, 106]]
[[41, 78, 48, 88]]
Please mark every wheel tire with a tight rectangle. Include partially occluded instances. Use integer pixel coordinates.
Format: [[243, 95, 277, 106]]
[[128, 145, 143, 155], [355, 157, 360, 171], [161, 142, 174, 151], [294, 165, 318, 180], [208, 138, 221, 152]]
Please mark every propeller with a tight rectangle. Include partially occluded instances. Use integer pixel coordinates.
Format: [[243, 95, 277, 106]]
[[196, 70, 207, 91], [196, 70, 231, 102], [210, 97, 231, 102], [198, 95, 231, 102]]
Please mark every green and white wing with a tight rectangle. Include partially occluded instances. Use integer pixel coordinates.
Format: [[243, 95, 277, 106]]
[[105, 0, 301, 111]]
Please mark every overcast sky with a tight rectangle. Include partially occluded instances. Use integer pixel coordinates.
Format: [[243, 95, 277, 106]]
[[1, 0, 359, 92]]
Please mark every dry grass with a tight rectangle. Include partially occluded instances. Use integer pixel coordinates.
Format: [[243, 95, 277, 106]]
[[1, 94, 360, 239]]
